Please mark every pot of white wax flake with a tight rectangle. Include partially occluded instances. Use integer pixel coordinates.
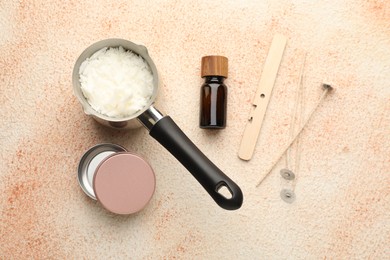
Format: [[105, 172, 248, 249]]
[[72, 39, 243, 210]]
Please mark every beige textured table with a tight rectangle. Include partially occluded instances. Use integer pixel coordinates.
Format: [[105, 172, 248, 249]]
[[1, 1, 389, 258]]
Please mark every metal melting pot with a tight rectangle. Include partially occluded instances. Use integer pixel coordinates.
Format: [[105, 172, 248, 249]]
[[72, 39, 243, 210]]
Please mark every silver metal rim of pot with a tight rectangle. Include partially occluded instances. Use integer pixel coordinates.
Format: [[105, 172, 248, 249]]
[[72, 38, 160, 123]]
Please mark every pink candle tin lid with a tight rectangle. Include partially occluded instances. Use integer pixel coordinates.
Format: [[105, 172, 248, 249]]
[[78, 144, 155, 215], [94, 153, 155, 214]]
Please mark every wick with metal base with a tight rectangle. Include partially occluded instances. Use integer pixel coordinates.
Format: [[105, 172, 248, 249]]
[[257, 83, 333, 187]]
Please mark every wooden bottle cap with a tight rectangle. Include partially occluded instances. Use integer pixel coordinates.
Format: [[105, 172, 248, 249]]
[[201, 56, 228, 78]]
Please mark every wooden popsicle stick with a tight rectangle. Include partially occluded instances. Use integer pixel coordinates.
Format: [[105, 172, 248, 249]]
[[238, 34, 287, 161]]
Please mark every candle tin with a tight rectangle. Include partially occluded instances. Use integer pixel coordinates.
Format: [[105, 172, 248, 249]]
[[78, 143, 155, 214]]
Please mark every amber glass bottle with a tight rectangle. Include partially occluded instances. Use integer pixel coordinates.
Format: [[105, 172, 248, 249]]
[[199, 56, 228, 129]]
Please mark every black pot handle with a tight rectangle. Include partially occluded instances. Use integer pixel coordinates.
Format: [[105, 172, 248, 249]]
[[149, 116, 243, 210]]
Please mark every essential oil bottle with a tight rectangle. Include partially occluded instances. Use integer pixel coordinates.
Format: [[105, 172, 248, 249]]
[[199, 55, 228, 129]]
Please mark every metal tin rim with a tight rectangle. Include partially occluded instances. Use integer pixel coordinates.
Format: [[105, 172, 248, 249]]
[[77, 143, 127, 200]]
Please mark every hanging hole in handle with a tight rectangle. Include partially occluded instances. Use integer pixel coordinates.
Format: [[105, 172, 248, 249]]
[[216, 183, 233, 199]]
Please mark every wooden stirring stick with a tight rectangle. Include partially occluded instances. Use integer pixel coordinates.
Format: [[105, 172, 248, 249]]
[[238, 34, 287, 161]]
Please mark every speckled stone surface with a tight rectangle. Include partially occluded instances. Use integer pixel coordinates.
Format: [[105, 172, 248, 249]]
[[0, 0, 389, 258]]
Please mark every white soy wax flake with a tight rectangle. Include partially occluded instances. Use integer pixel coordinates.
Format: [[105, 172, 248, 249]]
[[79, 46, 154, 118]]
